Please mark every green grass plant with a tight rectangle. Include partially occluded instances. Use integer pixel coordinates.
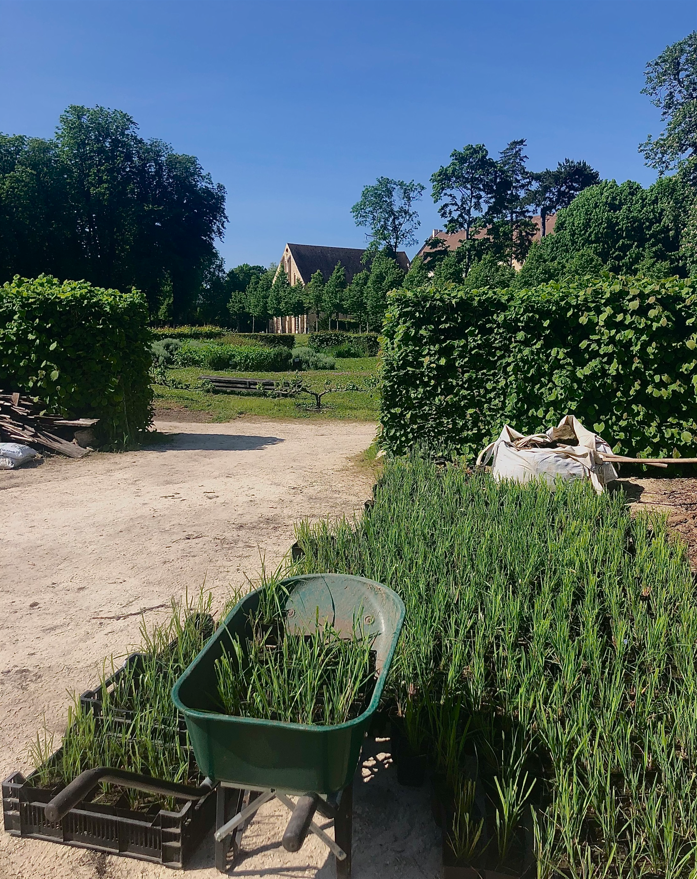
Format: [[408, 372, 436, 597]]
[[215, 614, 376, 725], [29, 592, 214, 810], [290, 453, 697, 877]]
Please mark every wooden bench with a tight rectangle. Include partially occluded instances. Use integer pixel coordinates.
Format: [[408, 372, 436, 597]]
[[199, 376, 277, 395]]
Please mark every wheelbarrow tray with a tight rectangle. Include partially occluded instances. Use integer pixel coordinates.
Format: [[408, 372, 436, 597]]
[[172, 574, 404, 795]]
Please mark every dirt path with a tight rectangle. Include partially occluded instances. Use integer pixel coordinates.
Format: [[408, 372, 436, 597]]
[[0, 419, 440, 879]]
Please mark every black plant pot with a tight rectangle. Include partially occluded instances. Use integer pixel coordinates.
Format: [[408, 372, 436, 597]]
[[390, 728, 426, 787]]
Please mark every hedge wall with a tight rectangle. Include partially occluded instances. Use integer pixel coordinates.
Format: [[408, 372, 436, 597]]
[[308, 331, 379, 355], [381, 275, 697, 460], [0, 275, 152, 446], [175, 341, 293, 371]]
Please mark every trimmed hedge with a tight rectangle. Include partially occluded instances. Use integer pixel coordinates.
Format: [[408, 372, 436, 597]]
[[308, 331, 379, 356], [152, 325, 227, 339], [0, 275, 152, 446], [174, 341, 292, 371], [153, 327, 295, 348], [381, 275, 697, 460]]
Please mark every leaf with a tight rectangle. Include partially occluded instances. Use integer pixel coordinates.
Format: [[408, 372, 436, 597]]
[[50, 370, 60, 381]]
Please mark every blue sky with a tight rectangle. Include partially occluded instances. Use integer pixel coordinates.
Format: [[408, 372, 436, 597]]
[[1, 1, 695, 268]]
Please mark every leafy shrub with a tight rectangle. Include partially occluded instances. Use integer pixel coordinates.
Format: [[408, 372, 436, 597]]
[[291, 347, 336, 370], [151, 338, 182, 369], [309, 331, 379, 356], [381, 275, 697, 459], [0, 275, 152, 446], [332, 342, 362, 358], [175, 341, 292, 371]]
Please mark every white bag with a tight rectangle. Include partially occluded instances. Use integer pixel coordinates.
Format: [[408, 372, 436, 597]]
[[0, 443, 41, 470], [476, 416, 618, 494]]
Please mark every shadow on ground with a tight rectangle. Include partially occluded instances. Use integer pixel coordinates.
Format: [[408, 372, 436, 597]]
[[186, 737, 440, 877], [145, 434, 285, 452]]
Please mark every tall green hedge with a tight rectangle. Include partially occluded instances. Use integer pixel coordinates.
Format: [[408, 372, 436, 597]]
[[174, 341, 293, 371], [381, 275, 697, 459], [0, 275, 153, 446], [308, 331, 379, 355]]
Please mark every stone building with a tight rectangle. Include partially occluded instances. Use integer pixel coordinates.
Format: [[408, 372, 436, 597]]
[[270, 243, 410, 333]]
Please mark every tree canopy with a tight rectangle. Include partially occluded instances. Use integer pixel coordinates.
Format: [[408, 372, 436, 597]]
[[640, 31, 697, 173], [351, 177, 425, 254], [0, 105, 227, 323]]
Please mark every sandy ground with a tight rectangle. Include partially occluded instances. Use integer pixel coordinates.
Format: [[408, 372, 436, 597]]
[[0, 418, 440, 879]]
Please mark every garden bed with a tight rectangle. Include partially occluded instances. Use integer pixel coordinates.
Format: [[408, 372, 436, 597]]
[[291, 455, 697, 878]]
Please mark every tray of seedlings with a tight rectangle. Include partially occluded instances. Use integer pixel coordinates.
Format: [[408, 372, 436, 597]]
[[291, 453, 697, 878], [3, 595, 217, 869], [172, 573, 405, 875]]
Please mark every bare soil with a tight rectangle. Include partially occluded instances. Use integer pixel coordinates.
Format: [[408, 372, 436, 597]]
[[618, 476, 697, 570], [0, 419, 440, 879]]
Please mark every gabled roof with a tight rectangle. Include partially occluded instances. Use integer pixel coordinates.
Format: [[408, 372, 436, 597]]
[[414, 215, 557, 263], [286, 243, 410, 285]]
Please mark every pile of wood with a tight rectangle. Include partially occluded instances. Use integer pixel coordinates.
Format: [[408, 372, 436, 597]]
[[0, 392, 98, 458]]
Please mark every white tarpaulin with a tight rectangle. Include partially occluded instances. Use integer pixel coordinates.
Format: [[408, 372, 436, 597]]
[[476, 415, 618, 494]]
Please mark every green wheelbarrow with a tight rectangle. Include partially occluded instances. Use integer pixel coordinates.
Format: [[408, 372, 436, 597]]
[[172, 573, 405, 875], [44, 575, 403, 875]]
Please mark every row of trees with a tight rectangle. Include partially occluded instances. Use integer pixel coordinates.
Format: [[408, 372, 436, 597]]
[[226, 251, 406, 332], [0, 105, 227, 323]]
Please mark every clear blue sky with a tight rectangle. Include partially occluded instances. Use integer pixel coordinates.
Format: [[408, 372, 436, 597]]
[[1, 1, 695, 269]]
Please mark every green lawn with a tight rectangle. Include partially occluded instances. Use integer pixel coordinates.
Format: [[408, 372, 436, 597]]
[[153, 356, 380, 421]]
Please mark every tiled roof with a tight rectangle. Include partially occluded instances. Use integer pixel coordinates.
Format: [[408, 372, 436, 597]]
[[287, 244, 410, 285]]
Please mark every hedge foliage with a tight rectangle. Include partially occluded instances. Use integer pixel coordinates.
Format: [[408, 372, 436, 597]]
[[381, 275, 697, 459], [152, 325, 227, 339], [0, 275, 152, 445], [175, 341, 292, 371], [153, 327, 295, 348], [308, 331, 379, 356]]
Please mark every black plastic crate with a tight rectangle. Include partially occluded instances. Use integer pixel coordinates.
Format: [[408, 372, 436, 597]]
[[3, 766, 215, 868], [3, 612, 217, 867]]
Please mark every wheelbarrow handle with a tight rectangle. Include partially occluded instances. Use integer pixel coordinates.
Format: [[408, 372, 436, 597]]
[[282, 794, 320, 852], [45, 767, 213, 823]]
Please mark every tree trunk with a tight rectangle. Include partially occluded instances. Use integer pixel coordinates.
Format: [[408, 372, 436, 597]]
[[540, 208, 547, 238]]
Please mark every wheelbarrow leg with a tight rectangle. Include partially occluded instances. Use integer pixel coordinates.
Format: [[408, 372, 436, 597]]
[[215, 786, 245, 872], [334, 781, 353, 878]]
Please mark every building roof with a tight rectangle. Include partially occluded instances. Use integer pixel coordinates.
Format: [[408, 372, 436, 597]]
[[414, 214, 557, 263], [286, 243, 410, 285]]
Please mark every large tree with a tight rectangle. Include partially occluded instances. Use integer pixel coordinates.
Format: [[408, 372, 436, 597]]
[[529, 159, 601, 236], [640, 31, 697, 173], [351, 177, 424, 254], [489, 139, 536, 265], [0, 105, 227, 322], [430, 144, 498, 238]]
